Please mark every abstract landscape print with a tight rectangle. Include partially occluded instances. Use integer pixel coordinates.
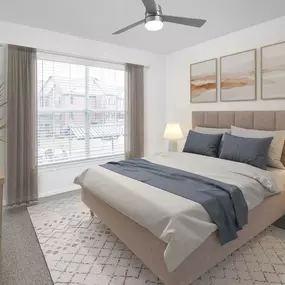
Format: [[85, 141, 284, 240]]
[[190, 59, 217, 103], [221, 49, 256, 102], [262, 41, 285, 100]]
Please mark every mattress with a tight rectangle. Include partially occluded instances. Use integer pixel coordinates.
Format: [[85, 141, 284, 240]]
[[268, 168, 285, 190], [75, 152, 281, 272]]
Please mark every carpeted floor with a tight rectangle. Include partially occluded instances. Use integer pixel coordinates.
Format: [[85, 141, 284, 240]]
[[1, 206, 54, 285], [1, 190, 79, 285]]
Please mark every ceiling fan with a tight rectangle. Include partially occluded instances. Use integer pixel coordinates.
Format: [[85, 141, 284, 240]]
[[113, 0, 206, 35]]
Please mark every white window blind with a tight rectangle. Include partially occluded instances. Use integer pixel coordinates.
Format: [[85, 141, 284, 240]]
[[37, 55, 125, 166]]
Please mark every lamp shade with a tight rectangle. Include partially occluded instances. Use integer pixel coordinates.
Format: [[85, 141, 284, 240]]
[[163, 124, 183, 140]]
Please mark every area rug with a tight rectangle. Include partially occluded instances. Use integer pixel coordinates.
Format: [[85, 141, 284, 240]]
[[28, 194, 285, 285]]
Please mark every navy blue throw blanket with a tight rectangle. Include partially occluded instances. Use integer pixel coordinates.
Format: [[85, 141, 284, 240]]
[[101, 158, 248, 245]]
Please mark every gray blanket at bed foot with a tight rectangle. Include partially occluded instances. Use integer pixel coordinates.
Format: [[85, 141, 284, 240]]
[[101, 158, 248, 245]]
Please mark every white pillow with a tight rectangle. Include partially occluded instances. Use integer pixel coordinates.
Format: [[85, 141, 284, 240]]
[[231, 125, 285, 169], [195, 126, 230, 135]]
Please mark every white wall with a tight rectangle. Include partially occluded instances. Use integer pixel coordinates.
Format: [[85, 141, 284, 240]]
[[0, 21, 166, 198], [165, 16, 285, 147]]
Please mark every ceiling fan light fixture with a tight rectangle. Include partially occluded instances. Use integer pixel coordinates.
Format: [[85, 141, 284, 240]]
[[112, 0, 206, 35], [144, 4, 163, 31], [145, 19, 163, 31]]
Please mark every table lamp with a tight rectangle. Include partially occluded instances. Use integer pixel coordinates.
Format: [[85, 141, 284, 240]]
[[163, 123, 184, 152]]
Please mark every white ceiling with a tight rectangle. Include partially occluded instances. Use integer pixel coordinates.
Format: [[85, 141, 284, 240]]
[[0, 0, 285, 54]]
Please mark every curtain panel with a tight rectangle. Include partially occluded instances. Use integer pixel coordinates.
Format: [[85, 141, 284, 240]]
[[124, 64, 144, 159], [6, 45, 38, 206]]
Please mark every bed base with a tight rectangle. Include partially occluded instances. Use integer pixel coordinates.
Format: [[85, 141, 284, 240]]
[[82, 189, 285, 285]]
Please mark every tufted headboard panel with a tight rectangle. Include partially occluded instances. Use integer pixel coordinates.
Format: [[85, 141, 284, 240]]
[[192, 111, 285, 165]]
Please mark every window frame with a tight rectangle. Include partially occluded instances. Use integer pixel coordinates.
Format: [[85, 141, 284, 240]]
[[37, 53, 125, 167]]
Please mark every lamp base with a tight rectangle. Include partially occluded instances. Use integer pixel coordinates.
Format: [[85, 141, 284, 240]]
[[168, 140, 178, 152]]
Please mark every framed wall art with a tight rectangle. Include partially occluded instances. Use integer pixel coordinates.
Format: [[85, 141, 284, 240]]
[[190, 58, 217, 103], [261, 41, 285, 100], [220, 49, 256, 102]]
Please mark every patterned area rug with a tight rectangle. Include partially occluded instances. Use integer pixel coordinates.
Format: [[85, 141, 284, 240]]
[[28, 194, 285, 285]]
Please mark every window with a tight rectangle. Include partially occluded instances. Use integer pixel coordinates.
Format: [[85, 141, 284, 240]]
[[37, 55, 125, 166]]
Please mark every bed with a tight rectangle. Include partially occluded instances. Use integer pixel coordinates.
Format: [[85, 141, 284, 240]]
[[76, 111, 285, 285]]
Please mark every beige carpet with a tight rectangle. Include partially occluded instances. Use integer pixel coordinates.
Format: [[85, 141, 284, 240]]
[[27, 192, 285, 285]]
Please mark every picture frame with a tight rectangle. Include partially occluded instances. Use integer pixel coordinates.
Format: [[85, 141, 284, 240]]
[[220, 49, 256, 102], [261, 41, 285, 100], [190, 58, 217, 103]]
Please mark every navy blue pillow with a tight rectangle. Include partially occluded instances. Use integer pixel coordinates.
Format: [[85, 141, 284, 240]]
[[219, 133, 273, 169], [183, 131, 223, 157]]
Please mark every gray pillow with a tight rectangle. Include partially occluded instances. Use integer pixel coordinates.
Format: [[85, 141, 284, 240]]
[[231, 125, 285, 169], [194, 126, 231, 154], [183, 131, 223, 157], [219, 133, 273, 169]]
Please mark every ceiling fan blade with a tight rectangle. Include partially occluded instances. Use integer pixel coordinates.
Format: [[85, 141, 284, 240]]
[[141, 0, 157, 14], [163, 15, 206, 28], [113, 19, 145, 35]]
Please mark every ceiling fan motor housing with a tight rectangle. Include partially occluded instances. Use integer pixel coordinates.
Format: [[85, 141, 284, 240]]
[[145, 4, 163, 24]]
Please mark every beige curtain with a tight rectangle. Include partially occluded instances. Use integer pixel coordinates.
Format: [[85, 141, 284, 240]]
[[124, 63, 144, 159], [7, 45, 37, 206]]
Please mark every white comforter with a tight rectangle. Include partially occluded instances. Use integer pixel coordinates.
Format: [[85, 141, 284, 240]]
[[74, 152, 280, 272]]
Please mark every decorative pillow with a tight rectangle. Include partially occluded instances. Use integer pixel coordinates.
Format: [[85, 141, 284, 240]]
[[194, 127, 231, 154], [219, 133, 273, 170], [183, 131, 223, 157], [231, 126, 285, 169]]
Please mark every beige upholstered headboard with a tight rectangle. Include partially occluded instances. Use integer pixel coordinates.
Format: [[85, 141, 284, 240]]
[[192, 111, 285, 165]]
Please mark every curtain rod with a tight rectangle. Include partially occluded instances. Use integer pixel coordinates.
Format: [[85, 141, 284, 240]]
[[38, 49, 148, 69], [0, 44, 148, 68]]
